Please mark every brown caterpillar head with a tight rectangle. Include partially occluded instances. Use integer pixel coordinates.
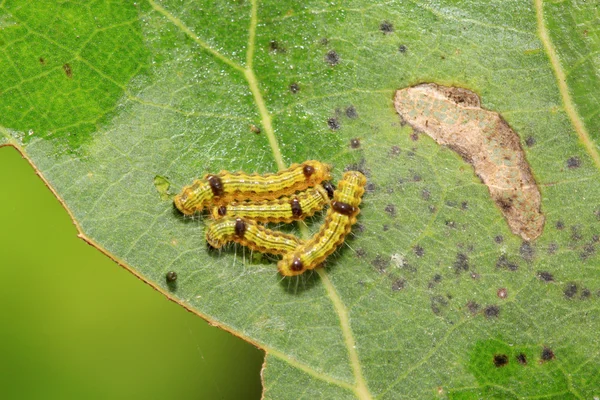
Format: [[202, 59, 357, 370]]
[[174, 181, 213, 215], [278, 253, 306, 276], [302, 160, 332, 186]]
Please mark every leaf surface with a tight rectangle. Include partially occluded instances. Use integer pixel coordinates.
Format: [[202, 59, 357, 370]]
[[1, 1, 599, 398]]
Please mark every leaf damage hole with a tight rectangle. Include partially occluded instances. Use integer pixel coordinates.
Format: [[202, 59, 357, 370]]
[[394, 83, 545, 240]]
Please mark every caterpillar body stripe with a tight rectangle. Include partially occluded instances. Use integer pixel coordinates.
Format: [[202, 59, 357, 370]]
[[278, 171, 367, 276], [175, 161, 332, 215], [209, 182, 334, 223], [206, 217, 305, 255]]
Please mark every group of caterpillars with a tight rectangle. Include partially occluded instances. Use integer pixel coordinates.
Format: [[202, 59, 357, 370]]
[[174, 161, 367, 276]]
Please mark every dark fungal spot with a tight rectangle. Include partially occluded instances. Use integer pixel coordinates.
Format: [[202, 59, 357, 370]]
[[412, 174, 422, 182], [63, 63, 73, 78], [250, 124, 261, 134], [567, 156, 581, 169], [207, 175, 224, 197], [398, 44, 407, 53], [384, 204, 396, 217], [494, 235, 504, 244], [269, 40, 286, 53], [525, 136, 536, 147], [484, 305, 500, 318], [371, 255, 389, 273], [555, 220, 565, 230], [234, 218, 246, 237], [390, 146, 401, 156], [166, 271, 178, 283], [493, 354, 509, 367], [519, 242, 535, 261], [428, 274, 442, 288], [319, 37, 329, 45], [289, 82, 300, 93], [414, 245, 424, 257], [541, 347, 555, 362], [407, 132, 418, 141], [322, 181, 334, 199], [537, 271, 554, 282], [345, 105, 358, 119], [431, 295, 448, 315], [453, 253, 469, 273], [564, 282, 578, 299], [581, 242, 595, 260], [497, 288, 508, 299], [325, 50, 340, 66], [382, 225, 389, 231], [392, 279, 405, 291], [380, 20, 394, 34], [516, 353, 527, 365], [496, 254, 518, 271], [461, 201, 469, 210], [350, 138, 361, 148], [571, 226, 583, 241], [366, 182, 376, 193], [39, 57, 46, 65], [332, 201, 355, 216], [547, 243, 558, 254], [290, 198, 302, 218], [327, 117, 340, 130], [303, 164, 315, 178], [466, 301, 480, 314], [581, 287, 591, 299], [290, 257, 304, 272], [217, 205, 227, 216], [356, 248, 366, 258]]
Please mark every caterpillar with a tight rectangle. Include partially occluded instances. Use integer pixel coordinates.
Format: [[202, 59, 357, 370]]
[[174, 160, 332, 215], [205, 217, 305, 255], [209, 182, 334, 223], [278, 170, 367, 276]]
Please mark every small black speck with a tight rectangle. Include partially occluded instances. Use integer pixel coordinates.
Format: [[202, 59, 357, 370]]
[[345, 105, 358, 119], [581, 288, 591, 299], [380, 20, 394, 34], [446, 220, 456, 229], [493, 354, 509, 367], [494, 235, 504, 244], [325, 50, 340, 65], [461, 201, 468, 210], [289, 82, 300, 93], [39, 57, 46, 65], [516, 353, 527, 365], [484, 305, 500, 318], [392, 279, 405, 291], [541, 347, 555, 361], [382, 225, 389, 231], [327, 117, 340, 130], [564, 282, 578, 298], [410, 133, 419, 141], [453, 253, 469, 274], [269, 40, 286, 53], [320, 38, 329, 45], [414, 245, 424, 257], [525, 136, 536, 147], [496, 254, 518, 271], [398, 44, 407, 53], [571, 226, 583, 241], [581, 243, 595, 260], [166, 271, 177, 283], [356, 248, 367, 258], [520, 242, 535, 261], [384, 204, 396, 218], [466, 301, 480, 314], [390, 146, 401, 156], [350, 138, 361, 148], [555, 220, 565, 230], [366, 182, 376, 193], [63, 63, 73, 78], [413, 174, 422, 182], [537, 271, 554, 282], [567, 156, 581, 169]]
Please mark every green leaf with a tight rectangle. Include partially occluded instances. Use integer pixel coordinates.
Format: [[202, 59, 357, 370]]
[[2, 1, 599, 398]]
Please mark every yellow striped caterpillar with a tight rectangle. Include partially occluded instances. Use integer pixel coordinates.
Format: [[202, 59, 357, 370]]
[[205, 217, 304, 255], [209, 182, 334, 223], [278, 170, 367, 276], [174, 161, 332, 215]]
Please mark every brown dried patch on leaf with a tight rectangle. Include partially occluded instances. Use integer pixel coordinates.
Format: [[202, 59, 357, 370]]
[[394, 83, 545, 240]]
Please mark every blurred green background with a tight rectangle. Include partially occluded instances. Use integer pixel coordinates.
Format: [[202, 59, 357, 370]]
[[0, 146, 263, 399]]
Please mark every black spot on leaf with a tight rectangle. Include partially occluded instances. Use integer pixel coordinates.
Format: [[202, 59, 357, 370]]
[[384, 204, 396, 217], [414, 245, 424, 257], [555, 220, 565, 230], [564, 282, 578, 299], [516, 353, 527, 365], [398, 44, 407, 53], [571, 226, 583, 241], [566, 156, 581, 169], [496, 254, 518, 271], [392, 279, 405, 291], [350, 138, 361, 149], [453, 253, 469, 273], [519, 242, 535, 261], [431, 295, 448, 315], [484, 305, 500, 318], [467, 301, 480, 314], [327, 117, 340, 130], [345, 105, 358, 119], [541, 347, 555, 362], [325, 50, 340, 65], [494, 235, 504, 244], [372, 255, 389, 273], [269, 40, 286, 53], [380, 20, 394, 34], [537, 271, 554, 282], [289, 82, 300, 93], [493, 354, 509, 367], [390, 146, 401, 156], [63, 63, 73, 78], [525, 136, 536, 147]]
